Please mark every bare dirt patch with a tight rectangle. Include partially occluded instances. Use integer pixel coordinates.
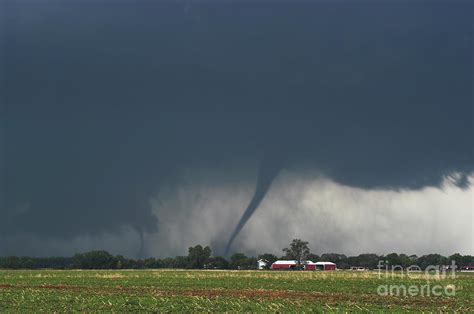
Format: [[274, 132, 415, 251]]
[[37, 284, 74, 290], [151, 288, 458, 307], [0, 284, 460, 308]]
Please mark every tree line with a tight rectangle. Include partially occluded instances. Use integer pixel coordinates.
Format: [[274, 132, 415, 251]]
[[0, 239, 473, 270]]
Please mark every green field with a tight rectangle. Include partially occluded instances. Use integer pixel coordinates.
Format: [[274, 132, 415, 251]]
[[0, 269, 472, 312]]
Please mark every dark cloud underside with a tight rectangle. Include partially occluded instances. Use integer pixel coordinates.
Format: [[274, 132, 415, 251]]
[[1, 1, 472, 254]]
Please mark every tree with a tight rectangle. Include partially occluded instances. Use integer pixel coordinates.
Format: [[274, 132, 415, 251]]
[[258, 253, 278, 269], [282, 239, 310, 265], [449, 253, 464, 269], [205, 256, 229, 269], [321, 253, 349, 268], [384, 253, 411, 269], [171, 256, 189, 268], [354, 254, 380, 269], [385, 253, 401, 267], [230, 253, 248, 269], [416, 254, 448, 270], [187, 245, 212, 269], [229, 253, 257, 269], [461, 255, 474, 268], [159, 257, 177, 268], [306, 253, 320, 263], [398, 254, 412, 269], [240, 257, 257, 270], [1, 256, 20, 269], [320, 253, 347, 263], [72, 251, 117, 269], [143, 258, 162, 269]]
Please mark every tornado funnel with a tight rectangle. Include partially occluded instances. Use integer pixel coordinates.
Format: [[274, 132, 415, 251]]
[[225, 154, 282, 255]]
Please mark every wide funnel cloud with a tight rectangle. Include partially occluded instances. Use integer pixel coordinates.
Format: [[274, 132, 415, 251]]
[[1, 1, 472, 256]]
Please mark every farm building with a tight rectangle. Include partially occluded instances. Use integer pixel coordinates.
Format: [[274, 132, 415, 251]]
[[270, 260, 298, 270], [460, 266, 474, 272], [257, 259, 268, 270], [270, 260, 336, 271], [305, 261, 337, 271]]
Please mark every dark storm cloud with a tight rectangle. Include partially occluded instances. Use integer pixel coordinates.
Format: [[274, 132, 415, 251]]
[[1, 0, 472, 255]]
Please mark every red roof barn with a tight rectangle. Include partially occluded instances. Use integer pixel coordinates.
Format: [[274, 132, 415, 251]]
[[305, 261, 336, 271], [270, 260, 337, 270], [271, 260, 298, 270]]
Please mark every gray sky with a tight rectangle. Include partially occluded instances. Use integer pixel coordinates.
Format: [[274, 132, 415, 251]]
[[1, 0, 472, 257]]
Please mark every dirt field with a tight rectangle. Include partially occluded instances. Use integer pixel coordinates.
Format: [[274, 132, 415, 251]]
[[0, 269, 472, 311]]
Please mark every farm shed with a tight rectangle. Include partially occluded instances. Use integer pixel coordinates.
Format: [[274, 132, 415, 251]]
[[306, 261, 336, 271], [460, 266, 474, 272], [271, 260, 336, 270], [270, 260, 298, 270], [257, 259, 268, 270]]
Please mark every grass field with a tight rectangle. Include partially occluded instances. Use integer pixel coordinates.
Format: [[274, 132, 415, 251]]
[[0, 269, 472, 312]]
